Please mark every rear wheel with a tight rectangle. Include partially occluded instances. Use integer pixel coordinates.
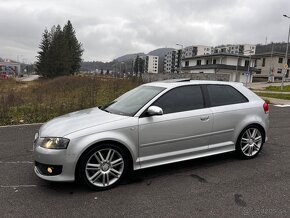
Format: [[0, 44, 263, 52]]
[[236, 125, 264, 159], [78, 143, 129, 191]]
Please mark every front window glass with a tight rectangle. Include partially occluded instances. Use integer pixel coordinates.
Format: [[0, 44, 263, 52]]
[[101, 85, 165, 116], [152, 85, 204, 114]]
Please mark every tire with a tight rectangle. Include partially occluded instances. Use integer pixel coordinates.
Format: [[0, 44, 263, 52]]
[[235, 125, 264, 159], [77, 143, 130, 191]]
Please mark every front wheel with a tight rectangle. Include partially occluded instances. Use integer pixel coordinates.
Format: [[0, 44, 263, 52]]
[[236, 125, 264, 159], [78, 144, 129, 191]]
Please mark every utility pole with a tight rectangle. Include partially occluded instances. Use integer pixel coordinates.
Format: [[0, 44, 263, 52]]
[[281, 14, 290, 90], [245, 50, 253, 87]]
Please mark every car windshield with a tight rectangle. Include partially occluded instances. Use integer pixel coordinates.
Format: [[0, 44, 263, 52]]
[[101, 85, 165, 116]]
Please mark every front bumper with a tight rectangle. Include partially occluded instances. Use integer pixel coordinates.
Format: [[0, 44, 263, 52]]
[[33, 144, 77, 182]]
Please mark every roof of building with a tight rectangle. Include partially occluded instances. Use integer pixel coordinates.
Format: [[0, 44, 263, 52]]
[[252, 52, 286, 58], [0, 61, 21, 65]]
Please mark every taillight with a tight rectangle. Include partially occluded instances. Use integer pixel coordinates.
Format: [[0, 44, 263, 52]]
[[263, 102, 269, 113]]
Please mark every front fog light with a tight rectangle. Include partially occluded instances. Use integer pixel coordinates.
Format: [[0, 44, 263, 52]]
[[47, 167, 53, 174], [40, 137, 70, 149]]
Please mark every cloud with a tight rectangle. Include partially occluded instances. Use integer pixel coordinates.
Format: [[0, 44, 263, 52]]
[[0, 0, 289, 63]]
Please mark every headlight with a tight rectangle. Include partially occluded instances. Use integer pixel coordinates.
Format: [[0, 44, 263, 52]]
[[40, 138, 70, 149]]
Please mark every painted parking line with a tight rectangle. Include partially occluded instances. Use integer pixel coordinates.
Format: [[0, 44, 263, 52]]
[[274, 104, 290, 107], [0, 161, 33, 164], [0, 185, 37, 188]]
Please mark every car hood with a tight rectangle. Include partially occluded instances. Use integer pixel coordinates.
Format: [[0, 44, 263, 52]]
[[39, 107, 128, 137]]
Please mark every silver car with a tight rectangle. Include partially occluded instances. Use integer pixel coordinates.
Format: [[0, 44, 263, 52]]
[[33, 79, 269, 190]]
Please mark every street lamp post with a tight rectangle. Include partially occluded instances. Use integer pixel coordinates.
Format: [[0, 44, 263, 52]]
[[281, 14, 290, 90], [176, 44, 184, 73], [244, 49, 254, 87], [246, 51, 252, 87]]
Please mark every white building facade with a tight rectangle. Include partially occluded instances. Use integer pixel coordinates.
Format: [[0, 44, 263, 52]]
[[213, 44, 256, 55], [254, 53, 289, 80], [145, 55, 159, 74], [182, 45, 212, 58], [182, 53, 257, 83]]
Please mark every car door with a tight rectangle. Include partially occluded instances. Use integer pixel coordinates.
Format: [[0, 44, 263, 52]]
[[205, 84, 249, 151], [138, 85, 213, 168]]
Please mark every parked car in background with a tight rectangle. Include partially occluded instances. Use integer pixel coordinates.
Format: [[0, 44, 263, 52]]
[[33, 79, 269, 190]]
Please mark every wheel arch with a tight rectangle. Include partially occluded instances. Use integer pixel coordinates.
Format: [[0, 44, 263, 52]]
[[235, 122, 266, 146], [75, 140, 135, 180]]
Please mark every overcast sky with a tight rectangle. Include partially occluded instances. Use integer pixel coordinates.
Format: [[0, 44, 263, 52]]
[[0, 0, 289, 63]]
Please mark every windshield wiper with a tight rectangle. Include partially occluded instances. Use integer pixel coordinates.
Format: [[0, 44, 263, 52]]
[[103, 109, 111, 113], [100, 100, 117, 110]]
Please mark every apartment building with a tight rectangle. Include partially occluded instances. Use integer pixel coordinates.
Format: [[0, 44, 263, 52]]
[[182, 45, 212, 58], [253, 43, 290, 81], [164, 45, 212, 73], [163, 50, 181, 73], [253, 52, 289, 80], [182, 53, 257, 83], [213, 44, 256, 55], [144, 55, 159, 74]]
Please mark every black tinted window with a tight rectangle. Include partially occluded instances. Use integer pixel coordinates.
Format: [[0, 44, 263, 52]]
[[152, 85, 204, 114], [207, 85, 248, 107]]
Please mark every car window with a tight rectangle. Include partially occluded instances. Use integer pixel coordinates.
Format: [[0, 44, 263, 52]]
[[152, 85, 204, 114], [102, 85, 165, 116], [206, 85, 248, 107]]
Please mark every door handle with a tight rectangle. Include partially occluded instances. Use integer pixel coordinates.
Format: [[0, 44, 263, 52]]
[[200, 116, 209, 121]]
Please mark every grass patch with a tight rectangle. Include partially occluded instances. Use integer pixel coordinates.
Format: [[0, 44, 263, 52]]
[[0, 76, 141, 125], [256, 92, 290, 100], [265, 85, 290, 92]]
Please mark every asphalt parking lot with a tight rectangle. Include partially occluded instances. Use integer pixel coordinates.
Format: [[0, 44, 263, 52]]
[[0, 106, 290, 217]]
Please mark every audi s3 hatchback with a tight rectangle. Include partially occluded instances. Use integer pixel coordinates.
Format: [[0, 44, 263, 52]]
[[33, 79, 269, 190]]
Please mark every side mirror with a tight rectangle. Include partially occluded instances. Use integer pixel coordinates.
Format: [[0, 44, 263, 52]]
[[147, 106, 163, 116]]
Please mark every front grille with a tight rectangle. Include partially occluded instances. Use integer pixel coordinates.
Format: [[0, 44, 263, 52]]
[[35, 162, 62, 176]]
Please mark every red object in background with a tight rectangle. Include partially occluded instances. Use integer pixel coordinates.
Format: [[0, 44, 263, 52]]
[[1, 72, 7, 80], [263, 102, 269, 114]]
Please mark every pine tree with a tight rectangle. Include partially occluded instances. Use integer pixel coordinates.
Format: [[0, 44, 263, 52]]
[[63, 20, 84, 74], [36, 29, 51, 77], [36, 21, 83, 78], [134, 55, 140, 73], [134, 56, 145, 74], [47, 25, 66, 77]]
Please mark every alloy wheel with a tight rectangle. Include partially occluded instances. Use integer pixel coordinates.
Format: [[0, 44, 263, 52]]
[[85, 148, 124, 187], [240, 127, 262, 157]]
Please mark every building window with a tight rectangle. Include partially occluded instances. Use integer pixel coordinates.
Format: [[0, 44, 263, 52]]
[[277, 69, 282, 74], [197, 60, 201, 65], [185, 61, 189, 67], [213, 59, 216, 64], [262, 58, 266, 67], [245, 60, 249, 67], [278, 57, 283, 63]]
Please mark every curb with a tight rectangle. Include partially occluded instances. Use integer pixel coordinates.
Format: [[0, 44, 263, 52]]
[[0, 123, 43, 128]]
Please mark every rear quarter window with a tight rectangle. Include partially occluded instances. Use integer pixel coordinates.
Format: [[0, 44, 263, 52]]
[[206, 84, 248, 107]]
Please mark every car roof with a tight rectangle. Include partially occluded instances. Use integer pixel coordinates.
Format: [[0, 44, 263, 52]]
[[144, 79, 244, 88]]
